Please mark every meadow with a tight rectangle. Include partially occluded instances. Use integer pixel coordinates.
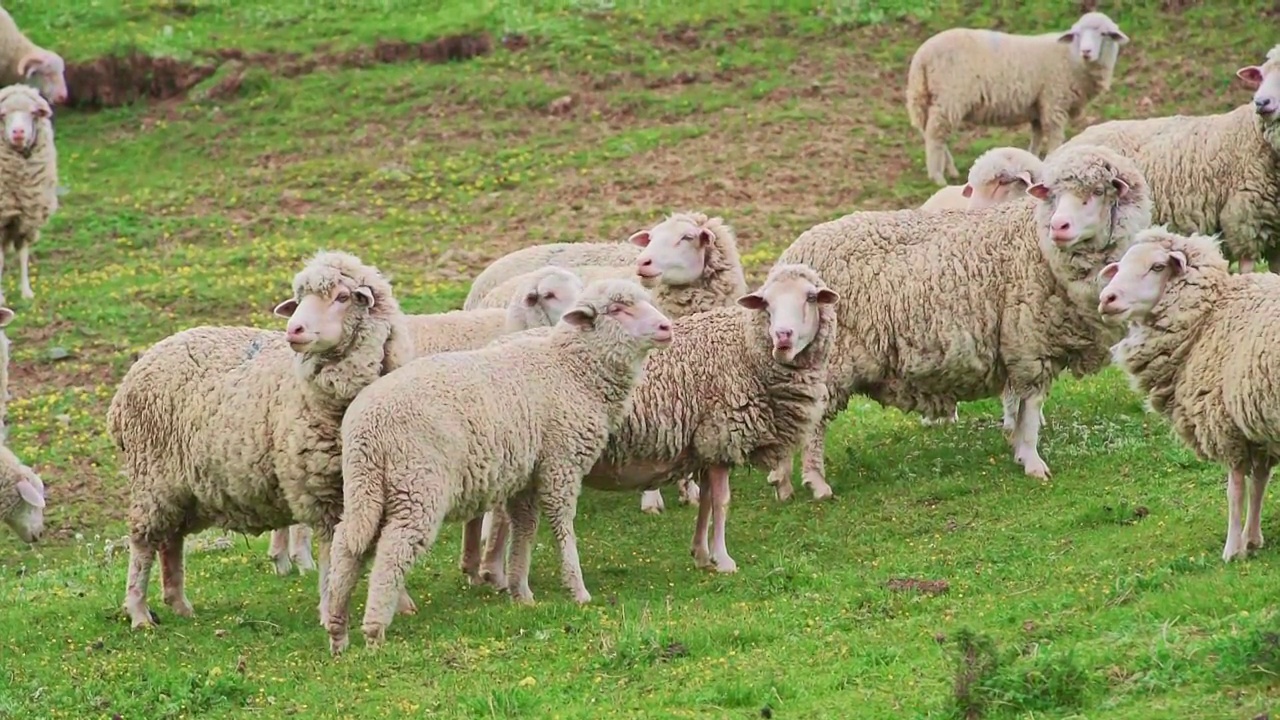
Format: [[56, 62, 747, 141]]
[[2, 0, 1279, 717]]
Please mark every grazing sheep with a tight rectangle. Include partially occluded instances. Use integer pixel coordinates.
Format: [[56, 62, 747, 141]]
[[0, 442, 43, 544], [110, 251, 415, 630], [0, 85, 57, 304], [767, 145, 1152, 502], [470, 264, 838, 590], [0, 8, 66, 105], [1060, 45, 1280, 274], [907, 12, 1128, 185], [920, 146, 1045, 213], [265, 266, 585, 576], [1099, 227, 1280, 562], [323, 279, 672, 654]]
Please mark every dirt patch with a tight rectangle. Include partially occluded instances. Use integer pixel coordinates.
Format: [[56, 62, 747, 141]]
[[886, 577, 951, 596], [63, 33, 494, 111]]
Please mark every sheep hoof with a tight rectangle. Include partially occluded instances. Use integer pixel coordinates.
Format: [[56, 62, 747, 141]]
[[712, 555, 738, 574], [640, 491, 664, 515], [292, 553, 316, 573], [691, 549, 714, 570], [1223, 539, 1247, 563], [678, 481, 700, 505], [20, 288, 33, 300], [166, 596, 194, 617], [480, 568, 507, 590], [329, 633, 349, 656], [1248, 532, 1265, 550], [361, 624, 386, 649], [271, 554, 293, 577], [773, 482, 794, 502], [572, 589, 592, 604], [509, 589, 536, 606], [395, 593, 418, 616], [126, 604, 158, 629]]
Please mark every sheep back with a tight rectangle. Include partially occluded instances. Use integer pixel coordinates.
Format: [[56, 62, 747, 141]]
[[464, 243, 639, 310]]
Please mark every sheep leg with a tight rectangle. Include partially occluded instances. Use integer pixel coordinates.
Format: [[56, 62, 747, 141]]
[[1247, 462, 1271, 551], [268, 529, 293, 576], [706, 465, 737, 573], [677, 475, 700, 505], [923, 113, 954, 186], [920, 405, 958, 426], [323, 527, 364, 654], [640, 488, 665, 515], [690, 469, 714, 569], [17, 240, 32, 300], [1224, 465, 1248, 562], [767, 455, 796, 502], [1039, 112, 1068, 157], [1001, 388, 1019, 435], [801, 419, 833, 501], [504, 489, 540, 605], [459, 516, 483, 583], [1240, 257, 1256, 274], [1028, 120, 1044, 157], [159, 536, 193, 617], [316, 537, 331, 628], [123, 537, 160, 629], [944, 148, 959, 180], [479, 507, 511, 590], [537, 469, 591, 604], [1011, 392, 1050, 479], [360, 520, 433, 648], [290, 524, 316, 573]]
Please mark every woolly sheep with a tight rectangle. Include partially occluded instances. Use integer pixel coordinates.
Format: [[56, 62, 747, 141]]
[[906, 12, 1129, 186], [1059, 45, 1280, 274], [0, 442, 43, 544], [1099, 227, 1280, 562], [468, 264, 839, 590], [767, 145, 1153, 503], [110, 251, 415, 630], [0, 8, 66, 105], [264, 266, 585, 576], [322, 279, 673, 654], [0, 85, 57, 304], [920, 146, 1047, 213]]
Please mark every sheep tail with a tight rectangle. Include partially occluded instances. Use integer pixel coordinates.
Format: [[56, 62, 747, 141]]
[[906, 52, 930, 133]]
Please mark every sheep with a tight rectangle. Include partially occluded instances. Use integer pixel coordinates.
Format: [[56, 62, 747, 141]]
[[920, 146, 1046, 213], [468, 263, 839, 592], [110, 250, 416, 630], [1098, 227, 1280, 562], [906, 12, 1128, 186], [766, 145, 1153, 503], [0, 8, 66, 105], [264, 266, 584, 577], [322, 279, 673, 654], [0, 85, 57, 304], [0, 442, 43, 544], [1059, 45, 1280, 274]]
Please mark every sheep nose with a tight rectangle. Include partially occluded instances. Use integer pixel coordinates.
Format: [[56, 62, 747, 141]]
[[286, 323, 306, 338], [1256, 97, 1276, 114], [1100, 291, 1117, 305], [774, 329, 794, 348]]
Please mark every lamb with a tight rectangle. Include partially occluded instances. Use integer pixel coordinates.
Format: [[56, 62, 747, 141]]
[[263, 266, 584, 577], [109, 250, 416, 630], [1098, 227, 1280, 562], [920, 146, 1046, 213], [1058, 45, 1280, 274], [322, 279, 673, 654], [0, 442, 43, 544], [468, 263, 838, 592], [906, 12, 1128, 186], [0, 8, 66, 105], [766, 145, 1153, 503], [0, 85, 57, 304]]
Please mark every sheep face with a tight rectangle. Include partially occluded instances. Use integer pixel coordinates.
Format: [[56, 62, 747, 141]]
[[0, 88, 50, 152], [630, 216, 710, 286], [1057, 12, 1128, 64], [1096, 242, 1185, 324], [2, 458, 44, 544], [1028, 174, 1132, 250], [1237, 50, 1280, 122], [737, 267, 839, 364], [964, 171, 1034, 210], [521, 268, 583, 326], [562, 282, 674, 349], [18, 51, 68, 106], [273, 281, 376, 354]]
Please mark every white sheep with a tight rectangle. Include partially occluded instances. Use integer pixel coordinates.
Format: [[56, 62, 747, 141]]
[[0, 7, 66, 105], [1099, 227, 1280, 562], [0, 440, 42, 544], [1059, 45, 1280, 274], [767, 145, 1153, 503], [919, 146, 1046, 213], [468, 263, 838, 589], [264, 266, 585, 577], [109, 251, 416, 630], [323, 279, 672, 654], [0, 85, 57, 304], [906, 12, 1128, 185]]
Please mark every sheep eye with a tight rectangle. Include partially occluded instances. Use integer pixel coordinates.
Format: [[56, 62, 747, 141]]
[[335, 292, 350, 303], [1150, 263, 1166, 273], [806, 291, 818, 303], [544, 291, 556, 300], [1092, 187, 1106, 197]]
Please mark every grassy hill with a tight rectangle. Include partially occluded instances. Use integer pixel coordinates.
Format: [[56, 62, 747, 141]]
[[2, 1, 1279, 717]]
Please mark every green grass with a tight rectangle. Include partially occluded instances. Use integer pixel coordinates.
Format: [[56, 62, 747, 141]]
[[2, 0, 1280, 717]]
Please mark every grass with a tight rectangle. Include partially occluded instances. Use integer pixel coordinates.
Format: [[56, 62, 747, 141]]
[[2, 0, 1279, 717]]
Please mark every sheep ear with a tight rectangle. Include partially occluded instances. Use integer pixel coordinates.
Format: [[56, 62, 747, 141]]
[[562, 307, 596, 329], [523, 291, 540, 308], [1056, 30, 1076, 44], [1099, 262, 1120, 282], [815, 288, 839, 305], [1111, 177, 1130, 198], [273, 299, 298, 318], [736, 293, 767, 311], [1237, 66, 1264, 87], [960, 184, 973, 198], [628, 230, 652, 248], [18, 54, 42, 78], [0, 307, 15, 327], [1016, 171, 1034, 188], [16, 479, 43, 508], [696, 228, 713, 244], [353, 286, 375, 308], [1167, 251, 1188, 275], [1105, 29, 1129, 45], [1026, 183, 1050, 200]]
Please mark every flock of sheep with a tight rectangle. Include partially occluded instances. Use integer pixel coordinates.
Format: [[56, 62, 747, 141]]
[[1, 8, 1279, 656]]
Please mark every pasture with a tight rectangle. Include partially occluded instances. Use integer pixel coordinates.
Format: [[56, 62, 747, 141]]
[[2, 1, 1279, 718]]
